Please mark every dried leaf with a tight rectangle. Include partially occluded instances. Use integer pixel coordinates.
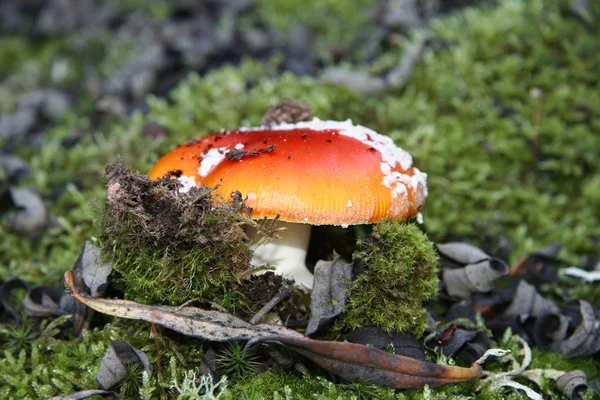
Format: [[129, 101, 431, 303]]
[[556, 370, 588, 400], [22, 285, 63, 317], [306, 259, 352, 336], [502, 280, 560, 318], [48, 389, 120, 400], [548, 300, 600, 359], [250, 335, 481, 388], [97, 340, 152, 390], [437, 243, 489, 265], [443, 258, 508, 298], [68, 241, 113, 336], [76, 241, 112, 297], [65, 271, 483, 389], [64, 271, 303, 342]]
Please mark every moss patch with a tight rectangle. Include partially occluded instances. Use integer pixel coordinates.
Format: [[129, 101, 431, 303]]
[[336, 221, 439, 336], [98, 162, 258, 311]]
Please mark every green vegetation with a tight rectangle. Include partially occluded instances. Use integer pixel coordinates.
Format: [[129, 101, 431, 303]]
[[336, 221, 439, 336], [242, 0, 378, 61], [0, 317, 157, 399], [97, 162, 260, 311], [1, 0, 599, 398]]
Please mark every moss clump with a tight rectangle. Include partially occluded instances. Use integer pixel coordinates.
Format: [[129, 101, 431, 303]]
[[98, 161, 257, 310], [0, 318, 157, 399], [336, 221, 439, 336]]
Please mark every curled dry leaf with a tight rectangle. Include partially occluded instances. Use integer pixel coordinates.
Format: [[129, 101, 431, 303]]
[[547, 300, 600, 359], [97, 340, 153, 390], [438, 242, 508, 299], [556, 370, 588, 400], [306, 259, 352, 336], [437, 242, 489, 265], [22, 285, 64, 317], [64, 270, 483, 389], [502, 280, 560, 318], [443, 258, 508, 299]]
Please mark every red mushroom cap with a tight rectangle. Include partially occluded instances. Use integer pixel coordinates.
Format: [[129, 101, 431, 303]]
[[148, 119, 427, 225]]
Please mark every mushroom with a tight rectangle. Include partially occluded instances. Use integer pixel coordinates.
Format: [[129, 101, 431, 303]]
[[148, 119, 427, 289]]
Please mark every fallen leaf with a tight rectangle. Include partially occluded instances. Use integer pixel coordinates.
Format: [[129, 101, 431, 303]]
[[437, 242, 489, 265], [64, 270, 483, 389], [48, 389, 120, 399], [250, 334, 481, 388], [306, 259, 352, 336], [97, 340, 153, 390], [547, 300, 600, 359], [556, 370, 588, 400], [22, 285, 63, 317]]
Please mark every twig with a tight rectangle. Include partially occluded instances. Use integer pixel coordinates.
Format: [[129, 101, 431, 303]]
[[151, 323, 167, 400], [249, 283, 291, 325]]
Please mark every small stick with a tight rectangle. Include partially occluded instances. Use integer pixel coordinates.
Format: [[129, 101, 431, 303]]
[[151, 322, 167, 399], [249, 283, 291, 325]]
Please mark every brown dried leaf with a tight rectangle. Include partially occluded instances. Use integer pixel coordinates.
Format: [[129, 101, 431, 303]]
[[64, 271, 483, 389]]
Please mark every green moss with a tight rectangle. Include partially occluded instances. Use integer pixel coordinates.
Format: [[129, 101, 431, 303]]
[[242, 0, 377, 61], [97, 162, 259, 311], [529, 347, 599, 381], [336, 221, 439, 336], [376, 0, 600, 261], [1, 0, 599, 398], [0, 319, 157, 399]]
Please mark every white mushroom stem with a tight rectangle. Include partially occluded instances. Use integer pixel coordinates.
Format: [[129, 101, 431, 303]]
[[250, 221, 314, 289]]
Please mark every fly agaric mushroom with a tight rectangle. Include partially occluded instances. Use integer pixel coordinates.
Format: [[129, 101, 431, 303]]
[[148, 119, 427, 289]]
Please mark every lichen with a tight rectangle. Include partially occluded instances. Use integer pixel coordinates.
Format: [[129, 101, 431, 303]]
[[336, 220, 439, 336]]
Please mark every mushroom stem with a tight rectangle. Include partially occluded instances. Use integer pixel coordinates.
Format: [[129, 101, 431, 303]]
[[250, 221, 314, 289]]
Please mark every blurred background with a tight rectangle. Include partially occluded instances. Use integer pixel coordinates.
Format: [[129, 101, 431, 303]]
[[0, 0, 598, 294]]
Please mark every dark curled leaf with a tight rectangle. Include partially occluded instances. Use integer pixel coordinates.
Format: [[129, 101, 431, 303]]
[[65, 271, 482, 389], [509, 242, 562, 284], [556, 370, 588, 400], [250, 335, 482, 389], [306, 259, 352, 336], [0, 278, 29, 324], [437, 242, 489, 265], [97, 340, 153, 390], [437, 328, 476, 356], [437, 329, 492, 365], [548, 300, 600, 359], [48, 389, 120, 400], [22, 285, 63, 317], [346, 325, 425, 360], [68, 241, 113, 335], [502, 280, 559, 318], [442, 258, 508, 299], [532, 313, 570, 348], [75, 241, 113, 297]]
